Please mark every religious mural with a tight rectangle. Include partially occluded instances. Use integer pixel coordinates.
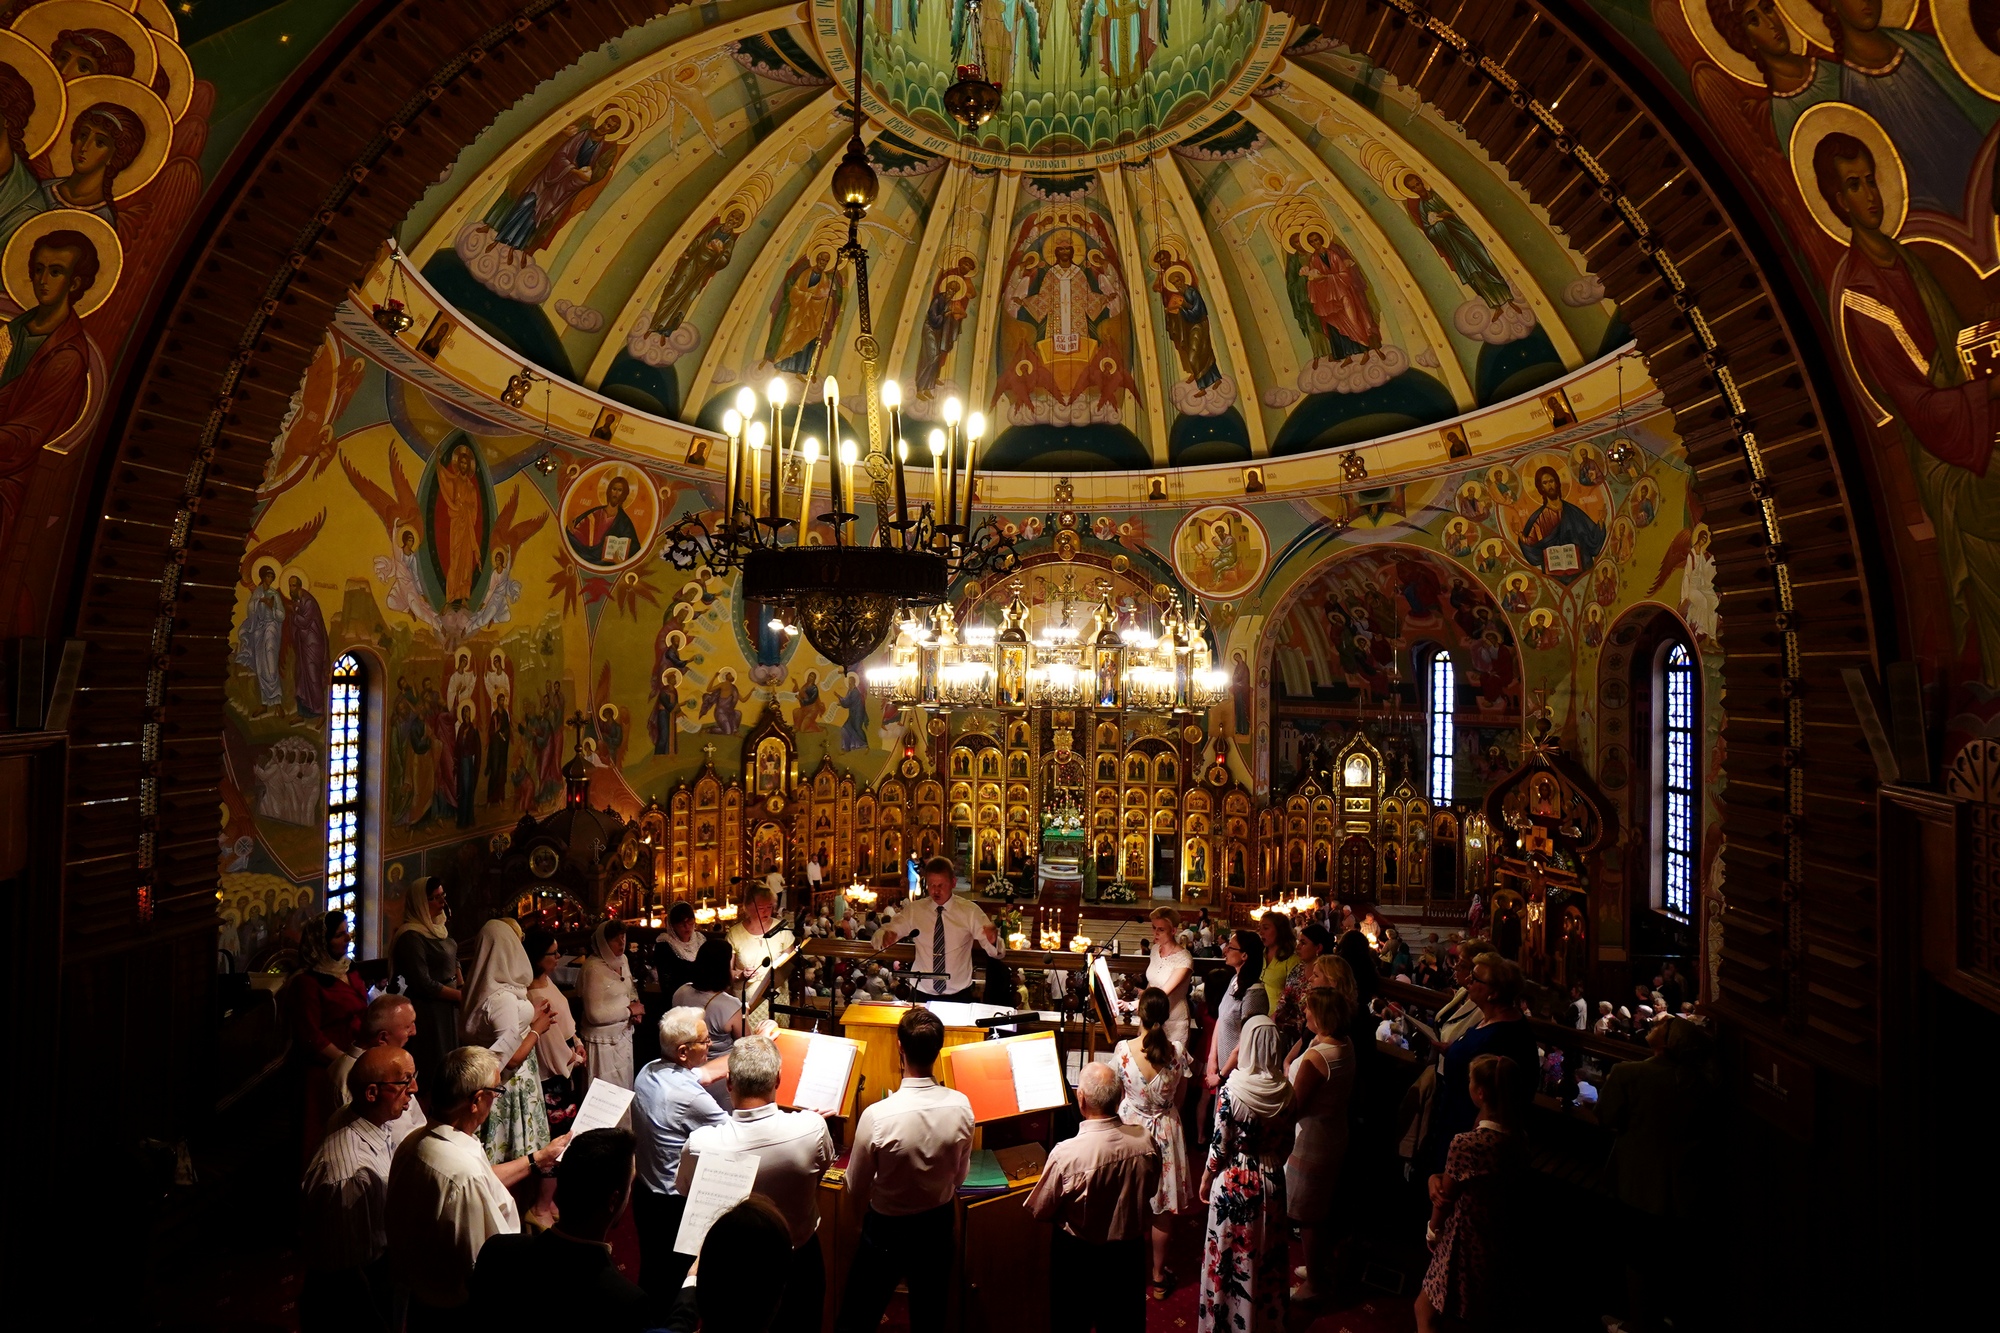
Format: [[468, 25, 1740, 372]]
[[1582, 1, 2000, 760]]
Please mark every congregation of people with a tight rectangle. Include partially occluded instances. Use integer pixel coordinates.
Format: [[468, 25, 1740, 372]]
[[285, 863, 1713, 1333]]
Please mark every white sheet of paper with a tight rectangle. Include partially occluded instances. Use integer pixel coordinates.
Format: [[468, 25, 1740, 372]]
[[673, 1149, 761, 1256], [792, 1034, 855, 1115], [923, 1000, 1016, 1028], [559, 1080, 635, 1156], [1007, 1039, 1067, 1113]]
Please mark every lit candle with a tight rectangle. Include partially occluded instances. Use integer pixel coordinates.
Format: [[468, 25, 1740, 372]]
[[928, 429, 946, 534], [895, 438, 910, 545], [839, 438, 858, 543], [800, 436, 822, 531], [883, 380, 907, 538], [962, 410, 985, 530], [746, 419, 768, 522], [942, 397, 962, 528], [721, 407, 743, 534]]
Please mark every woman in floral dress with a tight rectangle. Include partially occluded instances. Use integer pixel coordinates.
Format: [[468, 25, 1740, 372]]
[[1198, 1015, 1294, 1333], [1117, 986, 1195, 1299], [1418, 1053, 1526, 1331], [460, 919, 556, 1221]]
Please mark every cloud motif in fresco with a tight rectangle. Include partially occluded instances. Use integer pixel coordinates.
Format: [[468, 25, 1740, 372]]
[[626, 315, 701, 367], [1262, 385, 1302, 409], [455, 223, 552, 303], [1170, 374, 1238, 417], [1297, 345, 1408, 395], [1563, 275, 1606, 307], [556, 300, 605, 332], [1451, 297, 1537, 345]]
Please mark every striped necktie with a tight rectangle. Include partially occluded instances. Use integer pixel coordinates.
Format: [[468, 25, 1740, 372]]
[[933, 901, 948, 994]]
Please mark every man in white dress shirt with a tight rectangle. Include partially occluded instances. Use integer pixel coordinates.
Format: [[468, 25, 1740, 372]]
[[678, 1036, 836, 1331], [387, 1045, 565, 1330], [327, 994, 423, 1146], [835, 1008, 974, 1333], [878, 856, 1001, 1002], [300, 1046, 414, 1333]]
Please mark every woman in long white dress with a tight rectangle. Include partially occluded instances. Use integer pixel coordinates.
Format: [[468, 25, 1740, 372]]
[[460, 918, 556, 1220], [578, 919, 642, 1090], [1146, 907, 1195, 1052], [1117, 986, 1195, 1300], [1286, 987, 1355, 1305]]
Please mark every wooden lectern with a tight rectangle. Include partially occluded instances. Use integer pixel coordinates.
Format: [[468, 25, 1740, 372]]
[[836, 1001, 989, 1138]]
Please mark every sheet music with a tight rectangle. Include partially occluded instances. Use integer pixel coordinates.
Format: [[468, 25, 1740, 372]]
[[1007, 1039, 1067, 1113], [673, 1149, 760, 1256], [923, 1000, 1017, 1028], [560, 1079, 635, 1155], [792, 1034, 855, 1115]]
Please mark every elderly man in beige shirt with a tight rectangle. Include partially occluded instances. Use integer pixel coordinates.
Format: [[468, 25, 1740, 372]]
[[1026, 1062, 1160, 1333]]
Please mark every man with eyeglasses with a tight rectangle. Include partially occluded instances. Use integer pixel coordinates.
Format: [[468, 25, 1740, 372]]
[[299, 1046, 417, 1332], [388, 1045, 568, 1330], [328, 994, 424, 1147]]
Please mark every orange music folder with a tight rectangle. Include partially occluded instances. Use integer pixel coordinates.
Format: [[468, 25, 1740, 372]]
[[942, 1030, 1068, 1123], [773, 1029, 862, 1117]]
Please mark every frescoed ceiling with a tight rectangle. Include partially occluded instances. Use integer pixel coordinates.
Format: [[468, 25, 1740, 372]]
[[400, 1, 1625, 471]]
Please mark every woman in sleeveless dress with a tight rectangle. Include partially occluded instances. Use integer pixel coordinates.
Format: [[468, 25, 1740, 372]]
[[1116, 986, 1195, 1300], [1286, 987, 1355, 1305], [578, 920, 642, 1090]]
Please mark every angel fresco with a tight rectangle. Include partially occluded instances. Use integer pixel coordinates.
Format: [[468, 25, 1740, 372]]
[[232, 511, 325, 717], [258, 334, 366, 500], [914, 253, 976, 398], [1074, 0, 1160, 88], [763, 246, 845, 376]]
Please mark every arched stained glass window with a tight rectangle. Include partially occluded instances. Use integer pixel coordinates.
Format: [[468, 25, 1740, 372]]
[[1428, 650, 1455, 805], [326, 654, 363, 943], [1662, 642, 1695, 920]]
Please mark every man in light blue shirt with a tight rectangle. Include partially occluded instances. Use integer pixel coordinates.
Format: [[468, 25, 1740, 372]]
[[631, 1006, 726, 1297]]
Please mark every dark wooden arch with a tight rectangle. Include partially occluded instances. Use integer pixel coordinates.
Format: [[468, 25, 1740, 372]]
[[57, 0, 1890, 1138]]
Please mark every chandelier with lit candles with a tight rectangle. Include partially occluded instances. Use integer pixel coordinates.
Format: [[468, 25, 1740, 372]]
[[660, 0, 1017, 668], [866, 578, 1231, 717]]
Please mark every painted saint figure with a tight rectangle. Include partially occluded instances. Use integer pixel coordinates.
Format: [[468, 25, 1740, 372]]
[[486, 695, 511, 804], [914, 255, 976, 396], [1285, 228, 1380, 361], [483, 115, 619, 255], [831, 673, 868, 752], [700, 669, 742, 735], [1401, 172, 1512, 310], [430, 439, 485, 605], [454, 705, 481, 829], [234, 565, 287, 713], [1814, 131, 2000, 682], [1516, 467, 1604, 575], [0, 229, 98, 549], [1154, 251, 1220, 387], [764, 248, 844, 375], [566, 473, 640, 566], [650, 208, 743, 334], [283, 575, 329, 719]]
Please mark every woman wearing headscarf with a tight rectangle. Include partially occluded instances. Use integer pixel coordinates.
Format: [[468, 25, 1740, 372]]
[[1197, 1015, 1294, 1333], [523, 927, 584, 1133], [460, 919, 557, 1184], [392, 876, 462, 1092], [288, 909, 370, 1154], [578, 919, 643, 1090]]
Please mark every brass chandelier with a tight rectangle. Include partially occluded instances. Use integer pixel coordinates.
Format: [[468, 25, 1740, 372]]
[[660, 0, 1018, 667], [867, 583, 1230, 717]]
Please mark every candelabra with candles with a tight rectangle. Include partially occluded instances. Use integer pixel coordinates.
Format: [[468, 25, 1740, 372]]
[[659, 378, 1019, 667], [868, 582, 1230, 716]]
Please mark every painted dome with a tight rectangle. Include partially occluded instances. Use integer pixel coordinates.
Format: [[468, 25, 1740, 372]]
[[398, 2, 1624, 471]]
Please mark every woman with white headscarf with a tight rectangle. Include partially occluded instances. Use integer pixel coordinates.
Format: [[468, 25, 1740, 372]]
[[392, 875, 463, 1093], [1196, 1015, 1294, 1333], [578, 919, 643, 1090], [461, 919, 556, 1173]]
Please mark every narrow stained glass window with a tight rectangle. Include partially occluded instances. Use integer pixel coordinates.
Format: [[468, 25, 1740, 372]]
[[1663, 643, 1695, 920], [326, 654, 363, 945], [1429, 650, 1455, 805]]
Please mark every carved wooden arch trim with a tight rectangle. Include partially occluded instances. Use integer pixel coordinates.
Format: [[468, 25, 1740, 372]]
[[71, 0, 1884, 1077]]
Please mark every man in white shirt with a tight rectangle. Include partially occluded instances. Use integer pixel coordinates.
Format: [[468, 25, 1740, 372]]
[[300, 1047, 414, 1333], [678, 1036, 836, 1332], [835, 1009, 973, 1333], [386, 1045, 565, 1328], [328, 994, 424, 1146], [879, 856, 1001, 1002], [727, 884, 797, 1024]]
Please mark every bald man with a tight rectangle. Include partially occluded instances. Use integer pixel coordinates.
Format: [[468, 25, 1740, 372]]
[[1025, 1062, 1159, 1333], [329, 994, 423, 1145], [300, 1046, 416, 1332]]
